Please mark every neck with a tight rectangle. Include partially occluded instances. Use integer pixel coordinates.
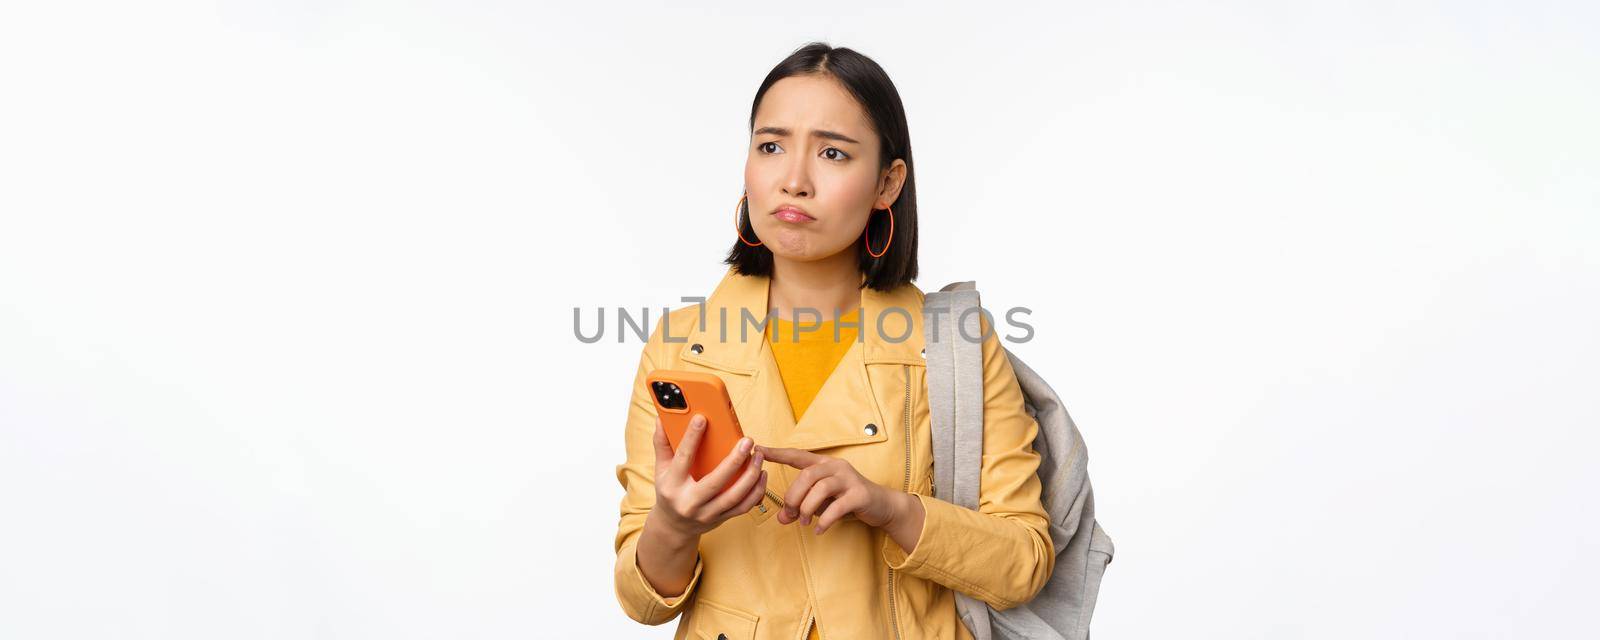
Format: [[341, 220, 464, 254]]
[[768, 252, 862, 323]]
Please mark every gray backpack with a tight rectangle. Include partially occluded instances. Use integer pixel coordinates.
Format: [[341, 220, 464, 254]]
[[922, 281, 1114, 640]]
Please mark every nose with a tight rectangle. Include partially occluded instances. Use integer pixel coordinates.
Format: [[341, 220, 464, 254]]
[[781, 154, 812, 198]]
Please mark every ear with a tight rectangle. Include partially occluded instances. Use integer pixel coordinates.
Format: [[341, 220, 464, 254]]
[[876, 159, 908, 208]]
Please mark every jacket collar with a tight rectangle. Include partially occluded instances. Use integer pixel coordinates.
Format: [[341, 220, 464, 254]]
[[674, 266, 926, 451], [677, 266, 927, 375]]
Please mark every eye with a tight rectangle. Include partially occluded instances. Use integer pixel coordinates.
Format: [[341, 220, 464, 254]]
[[758, 141, 782, 154], [822, 147, 850, 161]]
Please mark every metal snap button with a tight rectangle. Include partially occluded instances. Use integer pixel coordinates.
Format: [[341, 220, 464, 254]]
[[919, 348, 926, 358], [864, 423, 878, 436], [718, 635, 727, 640], [689, 343, 704, 354]]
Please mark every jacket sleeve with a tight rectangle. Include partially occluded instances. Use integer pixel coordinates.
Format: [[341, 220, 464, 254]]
[[613, 315, 704, 625], [881, 312, 1056, 610]]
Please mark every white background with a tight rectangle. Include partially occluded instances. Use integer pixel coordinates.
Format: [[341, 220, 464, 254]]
[[2, 1, 1596, 638]]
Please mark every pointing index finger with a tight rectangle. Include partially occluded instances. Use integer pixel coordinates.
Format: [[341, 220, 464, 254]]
[[756, 445, 824, 469]]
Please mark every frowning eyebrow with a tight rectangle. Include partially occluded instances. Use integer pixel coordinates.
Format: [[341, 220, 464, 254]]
[[753, 126, 860, 145]]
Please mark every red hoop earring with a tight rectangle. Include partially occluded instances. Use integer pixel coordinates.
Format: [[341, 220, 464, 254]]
[[735, 194, 762, 247], [865, 204, 894, 258]]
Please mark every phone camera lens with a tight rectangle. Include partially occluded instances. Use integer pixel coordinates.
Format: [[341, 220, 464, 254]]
[[651, 382, 687, 409]]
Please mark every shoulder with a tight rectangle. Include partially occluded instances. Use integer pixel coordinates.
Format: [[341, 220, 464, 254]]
[[639, 301, 704, 366], [971, 300, 1020, 380]]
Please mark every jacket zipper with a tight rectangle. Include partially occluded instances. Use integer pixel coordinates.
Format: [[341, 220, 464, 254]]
[[887, 363, 910, 640]]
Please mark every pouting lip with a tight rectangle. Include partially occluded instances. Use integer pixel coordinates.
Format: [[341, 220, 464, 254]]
[[771, 204, 814, 220]]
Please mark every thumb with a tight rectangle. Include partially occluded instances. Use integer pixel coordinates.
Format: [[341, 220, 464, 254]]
[[671, 413, 709, 474], [651, 416, 674, 468]]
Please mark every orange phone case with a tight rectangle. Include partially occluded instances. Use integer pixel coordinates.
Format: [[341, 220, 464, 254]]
[[645, 369, 749, 493]]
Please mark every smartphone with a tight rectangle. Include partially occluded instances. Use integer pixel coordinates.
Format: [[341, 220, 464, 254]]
[[646, 370, 750, 492]]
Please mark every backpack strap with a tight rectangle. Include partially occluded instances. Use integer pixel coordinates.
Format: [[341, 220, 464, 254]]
[[924, 281, 999, 640], [923, 280, 986, 511]]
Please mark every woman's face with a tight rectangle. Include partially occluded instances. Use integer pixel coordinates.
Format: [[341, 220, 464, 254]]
[[744, 74, 905, 262]]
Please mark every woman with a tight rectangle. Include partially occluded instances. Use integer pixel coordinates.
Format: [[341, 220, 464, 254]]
[[613, 42, 1053, 640]]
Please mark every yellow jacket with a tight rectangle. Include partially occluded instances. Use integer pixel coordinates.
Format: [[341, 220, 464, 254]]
[[613, 266, 1054, 639]]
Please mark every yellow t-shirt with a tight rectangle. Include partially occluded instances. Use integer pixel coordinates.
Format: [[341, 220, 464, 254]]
[[765, 307, 860, 640], [767, 307, 861, 422]]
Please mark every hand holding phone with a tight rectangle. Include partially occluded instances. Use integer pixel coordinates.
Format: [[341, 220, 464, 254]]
[[647, 370, 749, 485], [644, 369, 770, 537]]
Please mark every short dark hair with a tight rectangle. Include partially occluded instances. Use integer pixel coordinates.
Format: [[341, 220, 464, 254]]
[[724, 42, 919, 293]]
